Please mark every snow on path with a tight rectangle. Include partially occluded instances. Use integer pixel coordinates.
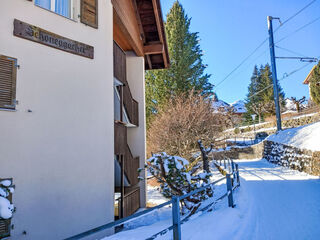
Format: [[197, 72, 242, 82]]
[[232, 159, 320, 240], [103, 159, 320, 240]]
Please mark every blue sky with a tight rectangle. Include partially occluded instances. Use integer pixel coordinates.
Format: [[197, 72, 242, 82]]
[[160, 0, 320, 103]]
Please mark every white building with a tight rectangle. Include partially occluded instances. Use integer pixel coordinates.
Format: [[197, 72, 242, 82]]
[[0, 0, 169, 239]]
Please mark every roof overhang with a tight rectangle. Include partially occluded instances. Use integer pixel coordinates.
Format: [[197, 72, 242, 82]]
[[112, 0, 169, 70], [303, 65, 316, 84]]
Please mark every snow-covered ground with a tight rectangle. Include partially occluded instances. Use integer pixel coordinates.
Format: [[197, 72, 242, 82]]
[[268, 121, 320, 151], [102, 159, 320, 240]]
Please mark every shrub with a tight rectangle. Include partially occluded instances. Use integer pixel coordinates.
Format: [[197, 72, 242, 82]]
[[147, 153, 212, 215], [147, 93, 228, 159]]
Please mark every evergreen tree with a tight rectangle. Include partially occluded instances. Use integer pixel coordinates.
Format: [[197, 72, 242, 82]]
[[146, 0, 213, 125], [310, 62, 320, 105], [245, 64, 285, 123]]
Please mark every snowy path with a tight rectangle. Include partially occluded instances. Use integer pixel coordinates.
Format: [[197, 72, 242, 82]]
[[232, 159, 320, 240], [103, 159, 320, 240]]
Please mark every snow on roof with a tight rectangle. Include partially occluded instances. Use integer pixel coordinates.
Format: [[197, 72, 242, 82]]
[[267, 122, 320, 151], [230, 100, 247, 113]]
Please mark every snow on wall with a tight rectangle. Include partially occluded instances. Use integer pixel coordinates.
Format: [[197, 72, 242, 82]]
[[267, 122, 320, 151]]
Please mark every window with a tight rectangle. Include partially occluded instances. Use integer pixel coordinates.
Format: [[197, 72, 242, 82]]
[[35, 0, 73, 19], [0, 55, 17, 110]]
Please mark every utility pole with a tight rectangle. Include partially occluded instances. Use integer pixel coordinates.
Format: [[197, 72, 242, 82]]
[[267, 16, 282, 131]]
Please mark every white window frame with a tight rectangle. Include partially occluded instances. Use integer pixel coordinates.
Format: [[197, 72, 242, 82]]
[[35, 0, 75, 20]]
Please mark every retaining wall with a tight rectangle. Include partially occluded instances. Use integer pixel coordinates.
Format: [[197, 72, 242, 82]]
[[263, 140, 320, 176]]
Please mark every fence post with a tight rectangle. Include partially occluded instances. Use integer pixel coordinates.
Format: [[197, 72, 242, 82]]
[[236, 164, 240, 186], [172, 196, 181, 240], [226, 174, 234, 208], [224, 159, 226, 169], [231, 160, 235, 186]]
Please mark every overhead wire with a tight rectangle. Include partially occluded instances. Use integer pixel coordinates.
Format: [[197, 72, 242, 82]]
[[247, 61, 316, 100], [275, 45, 307, 57], [214, 0, 318, 90], [276, 16, 320, 44]]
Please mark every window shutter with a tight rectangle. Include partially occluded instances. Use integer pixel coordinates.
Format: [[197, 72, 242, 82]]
[[81, 0, 98, 29], [0, 55, 17, 110]]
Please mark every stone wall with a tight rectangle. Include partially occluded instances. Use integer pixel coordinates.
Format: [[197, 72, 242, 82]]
[[263, 140, 320, 176], [211, 142, 264, 160]]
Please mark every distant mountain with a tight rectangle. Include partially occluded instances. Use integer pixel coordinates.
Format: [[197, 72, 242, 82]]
[[230, 100, 247, 114], [212, 99, 247, 114]]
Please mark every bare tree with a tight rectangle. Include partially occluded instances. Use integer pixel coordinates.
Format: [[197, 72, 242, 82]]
[[291, 96, 306, 112], [147, 93, 228, 160]]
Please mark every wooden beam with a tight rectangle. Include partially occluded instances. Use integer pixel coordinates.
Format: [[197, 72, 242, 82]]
[[132, 0, 146, 44], [112, 0, 144, 56], [144, 43, 163, 55], [151, 0, 169, 68], [146, 55, 152, 69]]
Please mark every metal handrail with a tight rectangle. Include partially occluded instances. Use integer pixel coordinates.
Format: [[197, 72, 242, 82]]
[[65, 163, 240, 240]]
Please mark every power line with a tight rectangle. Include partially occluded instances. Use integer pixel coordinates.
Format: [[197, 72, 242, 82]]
[[214, 38, 268, 89], [274, 0, 318, 32], [276, 16, 320, 44], [247, 61, 315, 100], [214, 0, 318, 90], [275, 45, 307, 57]]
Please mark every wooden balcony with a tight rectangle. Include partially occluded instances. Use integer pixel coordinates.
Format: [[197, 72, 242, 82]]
[[114, 121, 139, 186], [115, 187, 140, 218], [114, 41, 139, 126]]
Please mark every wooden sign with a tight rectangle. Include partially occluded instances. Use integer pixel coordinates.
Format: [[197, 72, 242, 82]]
[[13, 19, 94, 59]]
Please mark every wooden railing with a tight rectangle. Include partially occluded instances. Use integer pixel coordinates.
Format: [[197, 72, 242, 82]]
[[114, 121, 139, 186], [114, 121, 127, 156], [122, 187, 140, 218], [114, 42, 139, 126], [125, 145, 140, 186]]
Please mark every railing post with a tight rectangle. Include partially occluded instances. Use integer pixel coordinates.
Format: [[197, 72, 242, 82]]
[[172, 196, 181, 240], [224, 159, 226, 169], [236, 164, 240, 186], [231, 160, 235, 186], [226, 174, 234, 208]]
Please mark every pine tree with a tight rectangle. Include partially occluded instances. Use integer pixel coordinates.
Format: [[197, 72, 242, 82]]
[[245, 65, 264, 123], [146, 0, 213, 125], [245, 64, 285, 123], [310, 62, 320, 105]]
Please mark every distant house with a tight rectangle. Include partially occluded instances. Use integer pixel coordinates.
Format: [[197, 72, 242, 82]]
[[0, 0, 169, 239], [303, 65, 316, 101], [230, 100, 247, 116]]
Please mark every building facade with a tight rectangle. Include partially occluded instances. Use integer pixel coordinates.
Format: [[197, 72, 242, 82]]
[[0, 0, 168, 239]]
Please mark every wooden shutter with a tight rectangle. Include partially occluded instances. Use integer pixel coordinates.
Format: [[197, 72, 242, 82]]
[[81, 0, 98, 29], [0, 55, 17, 110]]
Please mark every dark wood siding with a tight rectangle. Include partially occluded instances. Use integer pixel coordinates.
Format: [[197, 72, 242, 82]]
[[0, 55, 17, 110], [113, 42, 139, 126], [123, 187, 140, 217], [81, 0, 98, 28], [114, 121, 127, 156]]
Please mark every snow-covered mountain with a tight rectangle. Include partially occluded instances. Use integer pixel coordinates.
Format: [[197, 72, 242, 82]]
[[230, 100, 247, 114], [212, 99, 247, 114]]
